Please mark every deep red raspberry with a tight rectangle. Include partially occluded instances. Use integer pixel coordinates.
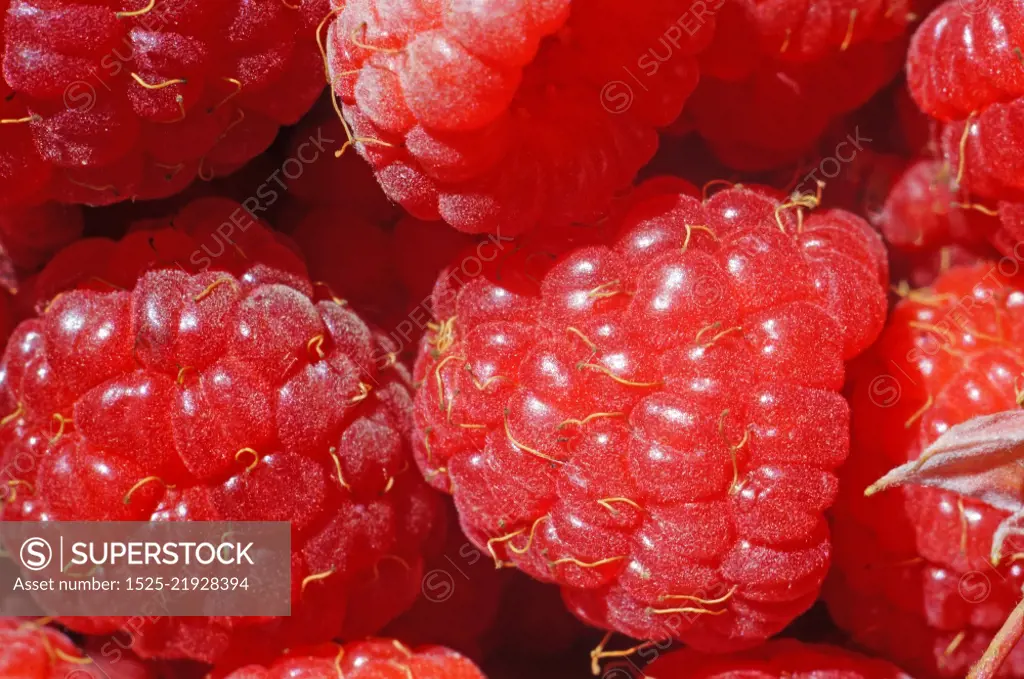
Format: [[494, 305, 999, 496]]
[[0, 197, 441, 664], [0, 0, 328, 208], [687, 0, 924, 170], [218, 640, 487, 679], [0, 620, 153, 679], [0, 203, 81, 346], [484, 658, 588, 679], [871, 157, 1024, 282], [0, 204, 83, 274], [907, 0, 1024, 200], [892, 244, 992, 289], [877, 159, 996, 252], [642, 639, 913, 678], [412, 181, 888, 653], [816, 150, 907, 222], [828, 263, 1024, 678], [325, 0, 713, 236]]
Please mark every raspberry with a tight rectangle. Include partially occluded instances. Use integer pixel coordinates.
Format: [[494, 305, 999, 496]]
[[892, 243, 992, 289], [877, 159, 996, 252], [641, 639, 913, 677], [687, 0, 923, 170], [0, 619, 153, 679], [0, 0, 329, 208], [218, 640, 487, 679], [906, 0, 1023, 123], [872, 157, 1024, 282], [828, 263, 1024, 678], [411, 182, 888, 655], [0, 204, 83, 274], [907, 0, 1024, 200], [0, 203, 78, 345], [0, 197, 441, 664], [817, 149, 907, 223], [325, 0, 713, 236]]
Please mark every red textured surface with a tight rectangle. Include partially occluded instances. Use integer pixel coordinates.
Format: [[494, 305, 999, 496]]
[[412, 181, 888, 651], [872, 156, 1024, 281], [325, 0, 712, 235], [0, 198, 441, 664], [219, 640, 487, 679], [0, 204, 83, 275], [907, 0, 1024, 201], [0, 0, 328, 208], [907, 0, 1024, 123], [687, 0, 924, 171], [643, 639, 913, 678], [878, 158, 996, 252], [829, 263, 1024, 678], [0, 620, 154, 679]]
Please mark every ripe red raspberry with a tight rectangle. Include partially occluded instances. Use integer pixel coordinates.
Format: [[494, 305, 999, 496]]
[[641, 639, 913, 678], [828, 263, 1024, 678], [907, 0, 1024, 200], [877, 159, 996, 252], [687, 0, 924, 170], [0, 204, 83, 275], [871, 157, 1024, 282], [324, 0, 713, 236], [0, 197, 441, 664], [218, 640, 487, 679], [412, 181, 889, 654], [0, 0, 328, 208], [906, 0, 1022, 123], [0, 619, 153, 679]]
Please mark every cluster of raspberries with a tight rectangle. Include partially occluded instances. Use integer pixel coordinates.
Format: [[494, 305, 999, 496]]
[[3, 0, 1024, 678]]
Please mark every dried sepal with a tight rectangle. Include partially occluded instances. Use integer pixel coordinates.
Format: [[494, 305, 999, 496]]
[[865, 409, 1024, 516]]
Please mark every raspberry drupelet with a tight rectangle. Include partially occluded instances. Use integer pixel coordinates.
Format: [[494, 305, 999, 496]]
[[218, 640, 487, 679], [0, 197, 441, 664], [829, 263, 1024, 678], [325, 0, 713, 236], [642, 638, 914, 678], [412, 180, 889, 656], [0, 0, 328, 208], [907, 0, 1024, 202]]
